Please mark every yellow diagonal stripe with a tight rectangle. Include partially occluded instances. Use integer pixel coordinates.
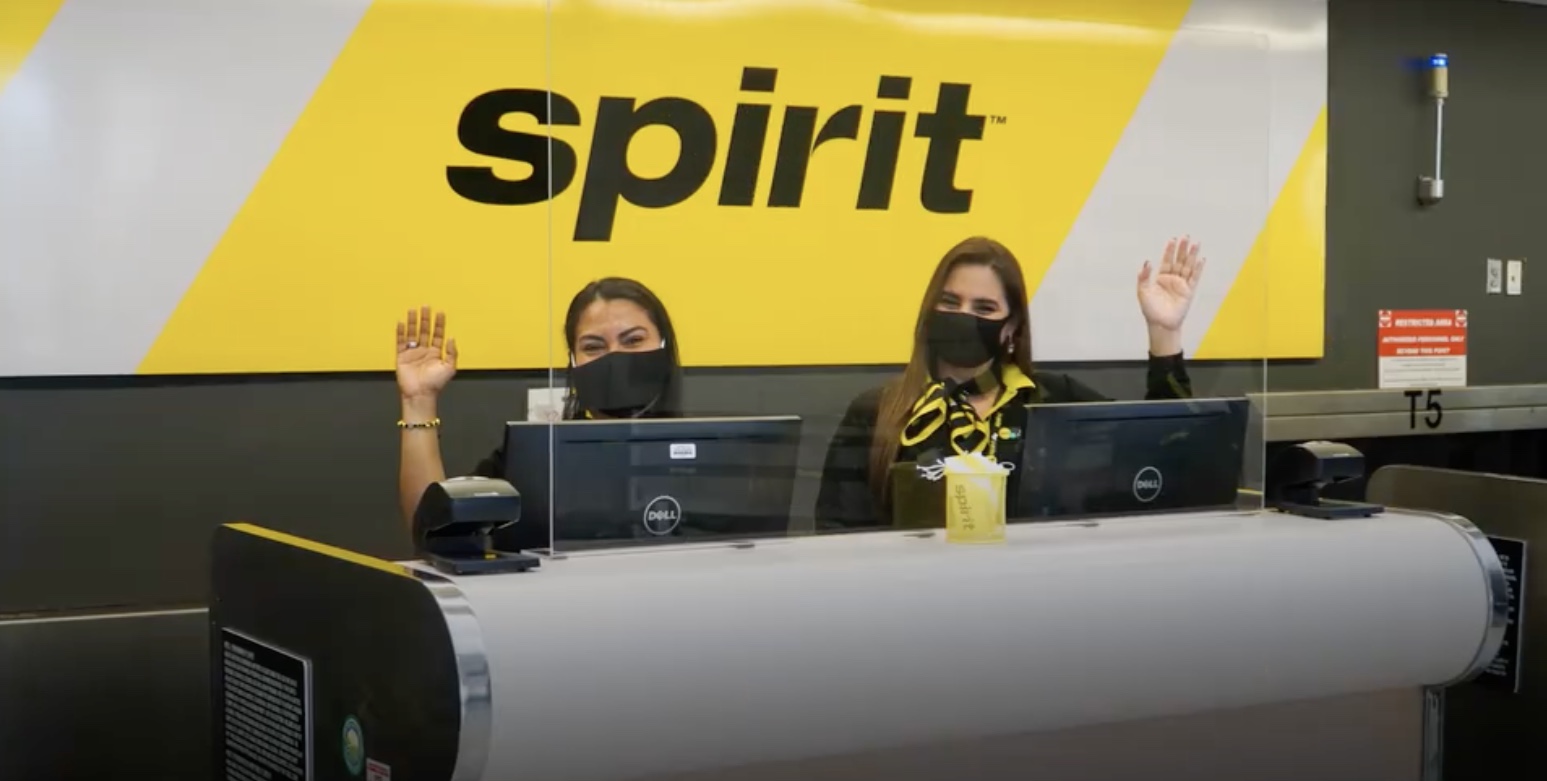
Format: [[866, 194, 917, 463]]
[[0, 0, 66, 97], [1196, 106, 1327, 360], [140, 0, 1192, 373]]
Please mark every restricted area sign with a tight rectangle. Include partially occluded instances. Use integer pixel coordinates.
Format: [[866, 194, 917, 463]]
[[1377, 309, 1467, 389]]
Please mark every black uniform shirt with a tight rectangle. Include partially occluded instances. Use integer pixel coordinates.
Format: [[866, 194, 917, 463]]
[[814, 354, 1192, 529]]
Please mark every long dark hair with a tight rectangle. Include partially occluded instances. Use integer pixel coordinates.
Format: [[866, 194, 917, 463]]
[[868, 237, 1034, 504], [561, 277, 684, 419]]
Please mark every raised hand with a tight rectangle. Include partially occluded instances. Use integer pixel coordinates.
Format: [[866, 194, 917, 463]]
[[1137, 237, 1206, 333], [395, 306, 458, 400]]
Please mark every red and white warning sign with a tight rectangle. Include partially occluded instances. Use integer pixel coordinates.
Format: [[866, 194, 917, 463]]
[[1378, 309, 1467, 389]]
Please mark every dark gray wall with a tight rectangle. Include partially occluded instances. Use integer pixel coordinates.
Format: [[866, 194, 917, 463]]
[[6, 0, 1547, 615], [1269, 0, 1547, 392], [0, 611, 209, 780]]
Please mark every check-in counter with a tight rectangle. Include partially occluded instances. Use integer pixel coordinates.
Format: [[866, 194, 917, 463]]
[[1368, 466, 1547, 780], [1254, 386, 1547, 490], [1258, 385, 1547, 442], [211, 509, 1506, 781]]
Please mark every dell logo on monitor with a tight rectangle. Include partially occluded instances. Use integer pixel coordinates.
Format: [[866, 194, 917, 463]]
[[642, 495, 683, 536], [1132, 466, 1163, 503]]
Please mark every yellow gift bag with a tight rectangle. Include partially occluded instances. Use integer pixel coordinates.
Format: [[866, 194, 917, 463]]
[[943, 453, 1011, 544]]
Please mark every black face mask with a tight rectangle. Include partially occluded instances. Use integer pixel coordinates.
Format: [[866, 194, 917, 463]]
[[569, 346, 674, 417], [925, 310, 1008, 369]]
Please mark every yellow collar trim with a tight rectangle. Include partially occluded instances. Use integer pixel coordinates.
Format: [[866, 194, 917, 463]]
[[984, 365, 1034, 417]]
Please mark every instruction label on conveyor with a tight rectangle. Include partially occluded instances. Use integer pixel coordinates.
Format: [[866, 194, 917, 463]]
[[221, 628, 312, 781], [1476, 537, 1527, 694]]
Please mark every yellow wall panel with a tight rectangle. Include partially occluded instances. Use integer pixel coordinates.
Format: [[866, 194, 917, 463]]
[[1197, 106, 1327, 360], [139, 0, 1193, 372], [0, 0, 65, 96]]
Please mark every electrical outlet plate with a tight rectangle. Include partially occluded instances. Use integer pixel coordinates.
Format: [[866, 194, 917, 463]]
[[1507, 259, 1525, 296], [1487, 258, 1504, 294]]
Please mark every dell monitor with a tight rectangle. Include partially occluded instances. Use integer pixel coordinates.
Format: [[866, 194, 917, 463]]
[[498, 416, 803, 552], [1015, 398, 1250, 519]]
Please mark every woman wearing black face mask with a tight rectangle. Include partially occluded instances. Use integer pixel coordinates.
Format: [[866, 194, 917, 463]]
[[814, 235, 1202, 529], [394, 277, 683, 526]]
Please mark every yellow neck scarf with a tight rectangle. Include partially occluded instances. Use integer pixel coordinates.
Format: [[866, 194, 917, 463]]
[[900, 365, 1034, 458]]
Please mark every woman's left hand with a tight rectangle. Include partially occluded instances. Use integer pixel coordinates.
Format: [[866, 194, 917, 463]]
[[1137, 236, 1205, 333]]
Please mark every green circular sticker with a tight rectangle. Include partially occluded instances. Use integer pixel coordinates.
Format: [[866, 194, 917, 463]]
[[342, 716, 365, 776]]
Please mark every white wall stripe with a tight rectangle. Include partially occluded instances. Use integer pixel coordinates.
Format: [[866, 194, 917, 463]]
[[1030, 0, 1326, 363], [0, 0, 373, 375]]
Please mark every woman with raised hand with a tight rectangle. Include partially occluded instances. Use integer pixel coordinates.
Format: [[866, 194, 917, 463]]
[[815, 235, 1205, 528], [395, 277, 684, 524]]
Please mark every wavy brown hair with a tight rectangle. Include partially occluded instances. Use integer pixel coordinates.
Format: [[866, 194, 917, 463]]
[[867, 237, 1035, 505]]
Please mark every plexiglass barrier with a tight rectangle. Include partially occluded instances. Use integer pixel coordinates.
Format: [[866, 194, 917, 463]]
[[435, 0, 1292, 555]]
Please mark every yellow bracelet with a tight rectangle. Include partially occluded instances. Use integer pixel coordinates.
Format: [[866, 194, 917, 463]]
[[397, 417, 442, 430]]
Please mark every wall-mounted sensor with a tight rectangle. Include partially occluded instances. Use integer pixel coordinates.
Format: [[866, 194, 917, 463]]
[[1418, 53, 1448, 206], [1427, 53, 1449, 98]]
